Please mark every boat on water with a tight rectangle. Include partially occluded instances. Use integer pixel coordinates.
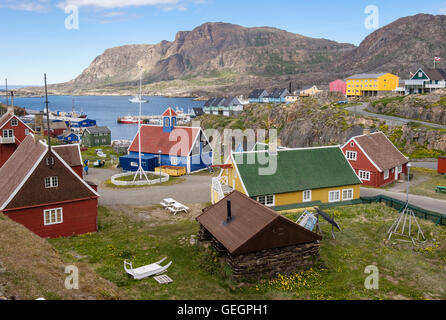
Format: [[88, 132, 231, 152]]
[[129, 95, 148, 104], [118, 116, 143, 124]]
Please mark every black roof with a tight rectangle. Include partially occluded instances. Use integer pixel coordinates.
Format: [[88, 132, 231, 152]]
[[249, 89, 267, 99], [204, 98, 216, 107], [268, 88, 289, 98], [211, 97, 224, 107], [193, 108, 204, 116], [85, 126, 111, 135]]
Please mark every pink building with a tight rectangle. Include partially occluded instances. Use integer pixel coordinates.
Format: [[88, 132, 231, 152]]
[[329, 79, 346, 95]]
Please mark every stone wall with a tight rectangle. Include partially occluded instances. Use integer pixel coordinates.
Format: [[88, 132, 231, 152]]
[[198, 225, 320, 281]]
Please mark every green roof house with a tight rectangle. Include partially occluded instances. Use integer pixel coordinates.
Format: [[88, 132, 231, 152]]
[[212, 146, 362, 211]]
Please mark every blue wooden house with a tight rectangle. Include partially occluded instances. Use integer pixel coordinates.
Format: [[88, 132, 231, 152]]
[[268, 88, 289, 103], [248, 89, 269, 103], [58, 131, 80, 144], [121, 107, 213, 173]]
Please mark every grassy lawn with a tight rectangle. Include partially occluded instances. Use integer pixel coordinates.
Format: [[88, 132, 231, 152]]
[[49, 203, 446, 300], [115, 173, 161, 181], [81, 146, 122, 169], [410, 168, 446, 200]]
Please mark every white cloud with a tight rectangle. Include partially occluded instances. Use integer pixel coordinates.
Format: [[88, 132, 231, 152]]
[[57, 0, 180, 9], [0, 0, 49, 12]]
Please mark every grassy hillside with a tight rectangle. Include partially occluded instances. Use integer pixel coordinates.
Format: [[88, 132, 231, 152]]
[[0, 214, 124, 300], [49, 204, 446, 300]]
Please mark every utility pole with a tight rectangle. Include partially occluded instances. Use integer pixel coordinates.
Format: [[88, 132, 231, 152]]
[[5, 78, 8, 107], [44, 74, 51, 150]]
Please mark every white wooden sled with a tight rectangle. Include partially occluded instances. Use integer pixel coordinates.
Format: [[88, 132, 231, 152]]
[[124, 258, 172, 280]]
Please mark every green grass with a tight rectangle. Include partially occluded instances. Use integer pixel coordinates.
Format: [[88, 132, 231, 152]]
[[81, 146, 121, 169], [49, 204, 446, 300], [410, 168, 446, 200]]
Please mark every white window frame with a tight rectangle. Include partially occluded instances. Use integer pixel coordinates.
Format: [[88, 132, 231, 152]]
[[329, 190, 341, 203], [359, 170, 371, 181], [3, 129, 13, 138], [170, 157, 179, 166], [257, 195, 275, 207], [11, 119, 18, 126], [25, 129, 30, 135], [44, 176, 59, 188], [397, 165, 403, 174], [384, 170, 389, 180], [130, 162, 138, 167], [44, 208, 63, 226], [303, 190, 312, 203], [342, 189, 354, 201], [346, 151, 357, 161], [46, 157, 55, 166]]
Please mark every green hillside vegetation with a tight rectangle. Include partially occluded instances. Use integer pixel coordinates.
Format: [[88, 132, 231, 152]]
[[49, 204, 446, 300]]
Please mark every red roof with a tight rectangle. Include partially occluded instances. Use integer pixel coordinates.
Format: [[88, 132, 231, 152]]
[[129, 126, 200, 157], [162, 107, 177, 117]]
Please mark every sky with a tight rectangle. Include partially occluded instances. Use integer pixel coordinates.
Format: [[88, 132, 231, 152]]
[[1, 0, 446, 85]]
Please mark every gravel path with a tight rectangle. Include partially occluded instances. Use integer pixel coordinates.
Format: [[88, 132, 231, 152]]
[[346, 103, 446, 130], [86, 168, 213, 207], [361, 187, 446, 216]]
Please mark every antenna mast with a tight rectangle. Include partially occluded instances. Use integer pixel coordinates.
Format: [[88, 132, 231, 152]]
[[5, 78, 8, 107], [44, 74, 51, 150]]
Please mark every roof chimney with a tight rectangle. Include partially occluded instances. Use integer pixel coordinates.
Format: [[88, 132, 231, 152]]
[[7, 91, 14, 115], [224, 200, 234, 225]]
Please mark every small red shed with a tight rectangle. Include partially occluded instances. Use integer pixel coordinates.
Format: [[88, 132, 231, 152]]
[[0, 134, 99, 238], [329, 79, 347, 95], [342, 132, 409, 188], [439, 157, 446, 174], [0, 110, 34, 168]]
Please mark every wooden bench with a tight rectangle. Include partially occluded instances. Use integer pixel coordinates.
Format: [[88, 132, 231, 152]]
[[436, 186, 446, 193]]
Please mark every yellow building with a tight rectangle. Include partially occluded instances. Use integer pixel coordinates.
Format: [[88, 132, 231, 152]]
[[346, 73, 399, 97], [299, 86, 322, 97], [211, 146, 362, 211]]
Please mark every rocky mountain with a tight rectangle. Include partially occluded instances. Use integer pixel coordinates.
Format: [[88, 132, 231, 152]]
[[336, 14, 446, 77], [55, 22, 354, 91], [43, 14, 446, 96]]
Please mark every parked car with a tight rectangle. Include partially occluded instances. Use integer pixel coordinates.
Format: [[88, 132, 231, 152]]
[[337, 100, 349, 105]]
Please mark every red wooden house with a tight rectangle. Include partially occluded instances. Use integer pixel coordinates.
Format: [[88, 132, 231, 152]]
[[0, 110, 34, 168], [439, 157, 446, 174], [329, 79, 347, 95], [342, 132, 409, 188], [0, 134, 99, 238]]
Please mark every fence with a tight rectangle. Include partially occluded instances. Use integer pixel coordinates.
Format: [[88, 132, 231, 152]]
[[361, 195, 446, 226]]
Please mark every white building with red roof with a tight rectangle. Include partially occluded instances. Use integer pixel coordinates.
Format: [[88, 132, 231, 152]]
[[120, 107, 213, 173]]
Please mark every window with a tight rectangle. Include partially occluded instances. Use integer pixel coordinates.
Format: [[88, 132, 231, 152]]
[[397, 165, 403, 174], [164, 118, 169, 127], [44, 176, 58, 188], [346, 151, 357, 161], [258, 195, 275, 207], [2, 129, 13, 138], [44, 208, 63, 226], [46, 157, 54, 166], [418, 72, 423, 78], [342, 189, 354, 201], [11, 119, 18, 126], [130, 162, 138, 167], [303, 190, 312, 202], [171, 157, 178, 165], [329, 190, 341, 203], [359, 170, 371, 181], [25, 129, 30, 135], [384, 170, 389, 180]]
